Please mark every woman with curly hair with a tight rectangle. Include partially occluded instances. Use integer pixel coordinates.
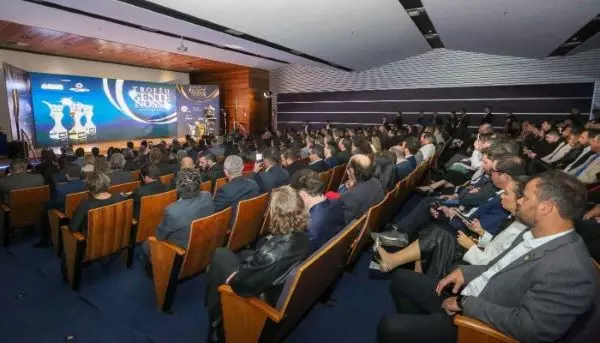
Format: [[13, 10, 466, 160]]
[[205, 185, 311, 342]]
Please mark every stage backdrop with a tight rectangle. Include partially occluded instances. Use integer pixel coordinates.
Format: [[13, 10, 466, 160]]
[[2, 63, 35, 143], [30, 72, 180, 146], [176, 84, 220, 138]]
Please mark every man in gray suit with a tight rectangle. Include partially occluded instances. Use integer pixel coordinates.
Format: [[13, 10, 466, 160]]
[[0, 158, 44, 204], [378, 171, 598, 343], [140, 168, 214, 268]]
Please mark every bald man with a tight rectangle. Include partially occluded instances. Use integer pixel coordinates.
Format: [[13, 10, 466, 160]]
[[340, 154, 385, 224], [180, 157, 195, 170]]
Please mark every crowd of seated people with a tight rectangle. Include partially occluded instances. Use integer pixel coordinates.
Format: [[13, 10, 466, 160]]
[[2, 107, 600, 343]]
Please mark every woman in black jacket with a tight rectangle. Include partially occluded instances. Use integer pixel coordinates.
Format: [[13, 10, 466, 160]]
[[205, 185, 311, 342]]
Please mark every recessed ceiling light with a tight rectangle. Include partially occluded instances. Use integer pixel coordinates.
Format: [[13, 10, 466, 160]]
[[224, 44, 244, 50], [22, 35, 32, 39], [16, 42, 29, 47]]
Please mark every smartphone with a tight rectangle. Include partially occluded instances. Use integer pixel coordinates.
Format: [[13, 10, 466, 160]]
[[256, 153, 263, 162], [454, 210, 473, 224]]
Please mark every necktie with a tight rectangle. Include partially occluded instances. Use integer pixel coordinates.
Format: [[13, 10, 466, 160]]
[[574, 154, 599, 177], [567, 150, 594, 172]]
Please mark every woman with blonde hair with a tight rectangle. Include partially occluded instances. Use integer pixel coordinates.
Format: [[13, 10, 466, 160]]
[[205, 185, 311, 342]]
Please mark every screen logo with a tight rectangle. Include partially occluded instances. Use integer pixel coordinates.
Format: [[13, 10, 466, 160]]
[[69, 82, 90, 93], [41, 83, 64, 91]]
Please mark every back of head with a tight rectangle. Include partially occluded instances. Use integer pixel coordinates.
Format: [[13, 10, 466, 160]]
[[109, 153, 126, 170], [127, 141, 134, 149], [485, 139, 521, 159], [94, 156, 110, 174], [141, 163, 161, 181], [268, 185, 308, 235], [282, 148, 299, 162], [149, 148, 163, 164], [180, 157, 194, 170], [123, 148, 135, 160], [310, 144, 325, 159], [176, 149, 187, 162], [85, 171, 110, 194], [91, 147, 100, 157], [390, 146, 404, 161], [533, 171, 587, 222], [175, 168, 203, 199], [75, 148, 85, 158], [403, 136, 420, 154], [291, 169, 323, 196], [224, 155, 244, 177], [349, 154, 374, 182], [263, 148, 281, 165], [494, 154, 527, 177], [65, 163, 82, 179], [373, 153, 396, 191], [340, 138, 351, 151], [9, 158, 27, 173]]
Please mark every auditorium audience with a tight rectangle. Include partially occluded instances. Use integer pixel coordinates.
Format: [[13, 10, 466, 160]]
[[377, 171, 597, 343], [566, 129, 600, 184], [69, 172, 124, 233], [292, 169, 346, 251], [340, 154, 385, 224], [205, 185, 311, 342], [127, 164, 169, 218], [213, 155, 259, 213], [0, 158, 44, 204], [281, 148, 305, 180], [122, 148, 138, 171], [324, 142, 339, 169], [252, 149, 289, 193], [307, 144, 328, 173], [198, 152, 225, 191], [108, 152, 134, 185], [415, 132, 436, 164]]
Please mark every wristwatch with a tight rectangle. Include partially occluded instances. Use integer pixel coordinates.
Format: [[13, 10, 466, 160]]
[[457, 294, 468, 311]]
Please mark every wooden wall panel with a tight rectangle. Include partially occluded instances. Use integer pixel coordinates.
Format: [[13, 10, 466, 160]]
[[191, 68, 270, 136]]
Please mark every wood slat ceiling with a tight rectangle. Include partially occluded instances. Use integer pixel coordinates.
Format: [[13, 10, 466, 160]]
[[0, 20, 245, 73]]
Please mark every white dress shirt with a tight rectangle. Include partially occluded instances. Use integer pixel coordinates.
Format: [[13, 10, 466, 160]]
[[418, 143, 436, 161], [461, 229, 573, 297], [462, 220, 528, 265]]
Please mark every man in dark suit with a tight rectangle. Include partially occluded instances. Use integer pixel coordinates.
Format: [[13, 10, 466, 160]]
[[379, 171, 597, 343], [324, 142, 339, 169], [214, 155, 259, 213], [403, 136, 419, 171], [336, 138, 352, 165], [340, 154, 385, 224], [281, 148, 306, 181], [390, 145, 414, 181], [34, 163, 85, 248], [142, 169, 214, 263], [253, 149, 290, 193], [128, 164, 170, 218], [199, 152, 225, 191], [108, 153, 134, 186], [0, 158, 44, 204], [292, 169, 346, 251], [307, 145, 328, 173]]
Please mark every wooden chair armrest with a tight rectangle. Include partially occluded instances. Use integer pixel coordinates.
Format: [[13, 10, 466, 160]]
[[50, 209, 68, 220], [60, 226, 86, 241], [1, 204, 9, 212], [147, 236, 186, 256], [454, 315, 518, 343], [218, 285, 282, 322]]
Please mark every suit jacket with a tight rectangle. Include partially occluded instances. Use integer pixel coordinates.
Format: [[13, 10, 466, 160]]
[[452, 179, 498, 207], [340, 177, 385, 224], [308, 160, 328, 173], [395, 160, 414, 181], [336, 151, 351, 165], [449, 195, 509, 235], [53, 179, 86, 212], [324, 157, 337, 170], [460, 231, 598, 343], [571, 157, 600, 184], [213, 176, 259, 213], [123, 160, 138, 172], [307, 199, 346, 251], [254, 166, 290, 193], [130, 181, 170, 218], [156, 192, 214, 249], [0, 172, 45, 204], [554, 146, 583, 168], [285, 160, 306, 181], [406, 155, 417, 170], [109, 170, 134, 186]]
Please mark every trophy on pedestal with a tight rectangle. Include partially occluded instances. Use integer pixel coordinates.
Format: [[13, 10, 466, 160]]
[[43, 101, 68, 141], [83, 105, 96, 136]]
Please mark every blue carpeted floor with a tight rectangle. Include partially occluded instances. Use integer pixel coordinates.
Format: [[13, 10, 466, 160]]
[[0, 195, 422, 343]]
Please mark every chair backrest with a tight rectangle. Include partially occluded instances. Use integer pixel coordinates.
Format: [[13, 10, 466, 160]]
[[178, 207, 233, 279], [108, 181, 140, 194], [379, 190, 396, 226], [213, 177, 228, 197], [136, 189, 178, 243], [131, 170, 141, 182], [393, 179, 410, 212], [273, 216, 365, 336], [84, 199, 134, 262], [159, 173, 175, 186], [227, 193, 270, 251], [318, 169, 333, 192], [200, 180, 212, 193], [65, 191, 89, 218], [347, 195, 387, 265], [330, 163, 347, 192], [8, 185, 51, 227]]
